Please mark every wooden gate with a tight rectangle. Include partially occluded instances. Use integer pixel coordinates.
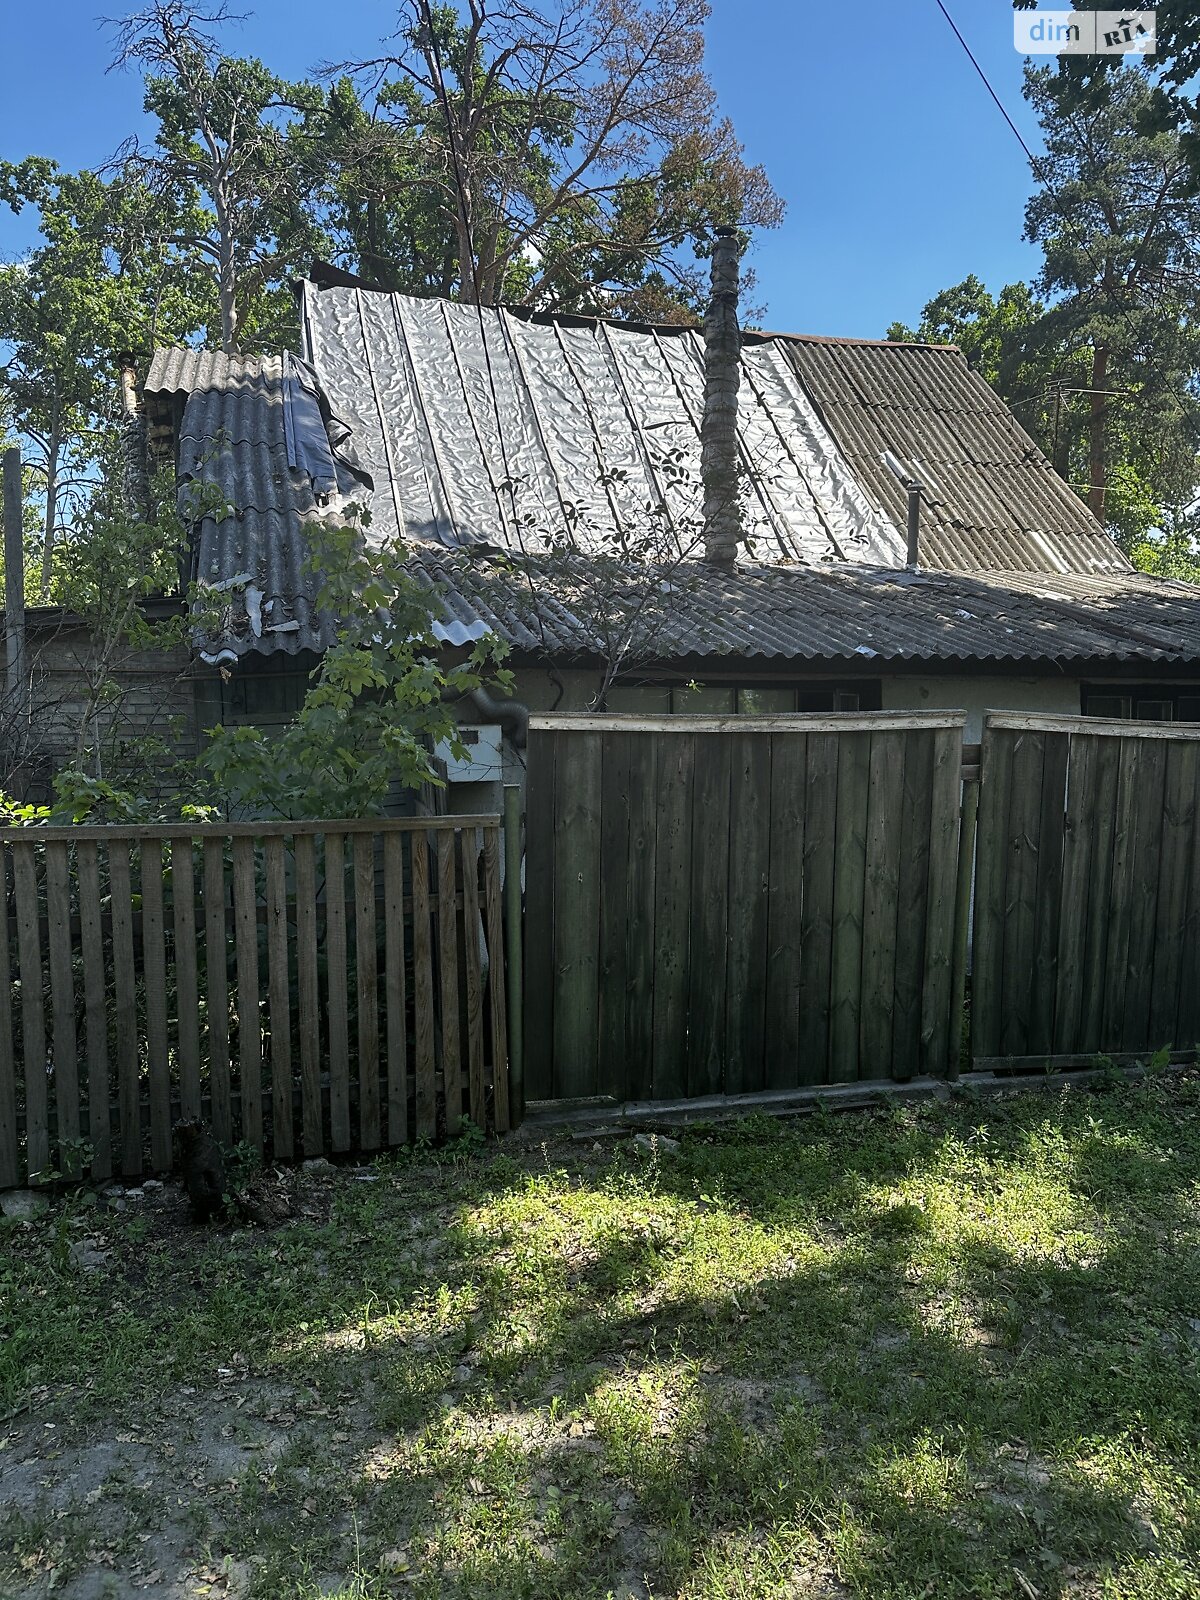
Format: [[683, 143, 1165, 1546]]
[[0, 817, 510, 1188], [973, 712, 1200, 1067], [524, 713, 966, 1104]]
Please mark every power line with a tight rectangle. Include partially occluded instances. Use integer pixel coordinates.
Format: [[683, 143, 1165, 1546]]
[[932, 0, 1200, 466]]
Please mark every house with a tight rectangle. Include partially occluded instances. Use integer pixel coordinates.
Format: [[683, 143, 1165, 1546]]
[[136, 262, 1200, 812]]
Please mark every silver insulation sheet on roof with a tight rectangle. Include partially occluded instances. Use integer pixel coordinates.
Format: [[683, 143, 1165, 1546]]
[[300, 282, 906, 568]]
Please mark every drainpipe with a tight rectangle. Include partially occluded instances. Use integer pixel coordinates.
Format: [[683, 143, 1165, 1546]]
[[880, 450, 924, 571], [469, 685, 529, 749], [701, 227, 744, 567]]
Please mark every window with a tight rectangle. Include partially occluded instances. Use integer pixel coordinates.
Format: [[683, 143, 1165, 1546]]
[[669, 684, 878, 714], [1083, 685, 1200, 723]]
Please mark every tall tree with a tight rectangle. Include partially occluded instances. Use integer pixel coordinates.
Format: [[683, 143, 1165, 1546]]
[[0, 158, 208, 591], [890, 66, 1200, 552], [1022, 66, 1200, 530], [111, 2, 331, 351], [1035, 3, 1200, 176], [335, 0, 783, 320]]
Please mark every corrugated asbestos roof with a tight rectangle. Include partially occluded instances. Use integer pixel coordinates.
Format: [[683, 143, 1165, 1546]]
[[143, 283, 1149, 665], [780, 339, 1123, 574], [409, 549, 1200, 666]]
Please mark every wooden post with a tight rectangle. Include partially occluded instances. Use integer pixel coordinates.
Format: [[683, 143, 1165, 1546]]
[[503, 784, 524, 1124], [3, 448, 26, 719], [948, 775, 980, 1081]]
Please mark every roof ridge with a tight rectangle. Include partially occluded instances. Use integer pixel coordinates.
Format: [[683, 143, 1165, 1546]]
[[300, 276, 959, 354]]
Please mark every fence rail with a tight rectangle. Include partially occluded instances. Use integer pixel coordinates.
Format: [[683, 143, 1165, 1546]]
[[0, 816, 510, 1188]]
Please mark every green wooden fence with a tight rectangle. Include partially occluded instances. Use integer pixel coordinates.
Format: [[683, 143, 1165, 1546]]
[[524, 712, 967, 1103], [973, 712, 1200, 1066]]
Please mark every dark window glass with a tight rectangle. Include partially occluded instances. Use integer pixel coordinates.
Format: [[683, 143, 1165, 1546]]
[[1084, 694, 1131, 719]]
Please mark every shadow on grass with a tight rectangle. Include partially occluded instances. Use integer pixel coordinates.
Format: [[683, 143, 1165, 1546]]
[[7, 1076, 1200, 1598]]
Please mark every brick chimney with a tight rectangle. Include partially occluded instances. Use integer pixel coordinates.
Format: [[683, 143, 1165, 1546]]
[[701, 227, 743, 566]]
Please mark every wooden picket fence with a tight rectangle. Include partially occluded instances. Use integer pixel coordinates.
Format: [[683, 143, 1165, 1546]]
[[0, 817, 510, 1187]]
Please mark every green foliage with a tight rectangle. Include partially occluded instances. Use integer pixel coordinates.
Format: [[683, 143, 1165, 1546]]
[[113, 3, 333, 352], [202, 512, 511, 818], [332, 0, 783, 320], [1043, 3, 1200, 178], [0, 156, 211, 584], [889, 68, 1200, 554], [0, 792, 50, 825]]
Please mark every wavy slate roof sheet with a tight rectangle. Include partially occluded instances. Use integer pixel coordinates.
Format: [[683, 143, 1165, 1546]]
[[781, 338, 1124, 574], [409, 550, 1200, 666], [144, 282, 1148, 664]]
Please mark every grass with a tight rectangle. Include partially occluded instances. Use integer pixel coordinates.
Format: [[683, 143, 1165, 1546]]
[[3, 1073, 1200, 1597]]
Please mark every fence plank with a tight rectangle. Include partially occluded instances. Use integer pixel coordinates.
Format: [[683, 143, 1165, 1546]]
[[355, 833, 381, 1149], [74, 845, 110, 1180], [459, 829, 485, 1131], [140, 841, 172, 1170], [0, 854, 19, 1187], [232, 837, 262, 1152], [1053, 734, 1097, 1054], [294, 834, 323, 1156], [1028, 733, 1070, 1057], [920, 727, 962, 1080], [860, 731, 905, 1081], [1078, 736, 1121, 1053], [687, 732, 732, 1098], [896, 732, 940, 1081], [383, 832, 409, 1146], [172, 840, 202, 1122], [552, 732, 603, 1100], [765, 733, 805, 1089], [107, 842, 141, 1178], [265, 835, 294, 1160], [598, 733, 632, 1098], [726, 732, 773, 1093], [522, 729, 556, 1101], [651, 733, 695, 1101], [484, 823, 510, 1132], [325, 833, 351, 1153], [798, 732, 838, 1084], [972, 726, 1013, 1059], [625, 733, 659, 1102], [411, 830, 437, 1141], [1149, 741, 1198, 1048], [1000, 730, 1045, 1059], [830, 732, 870, 1083], [1178, 758, 1200, 1054], [44, 842, 80, 1173], [12, 844, 48, 1180], [203, 841, 232, 1147], [434, 830, 460, 1131], [1101, 738, 1143, 1047], [1121, 740, 1169, 1051]]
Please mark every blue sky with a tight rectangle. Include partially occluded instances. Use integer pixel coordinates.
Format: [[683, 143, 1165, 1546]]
[[0, 0, 1046, 338]]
